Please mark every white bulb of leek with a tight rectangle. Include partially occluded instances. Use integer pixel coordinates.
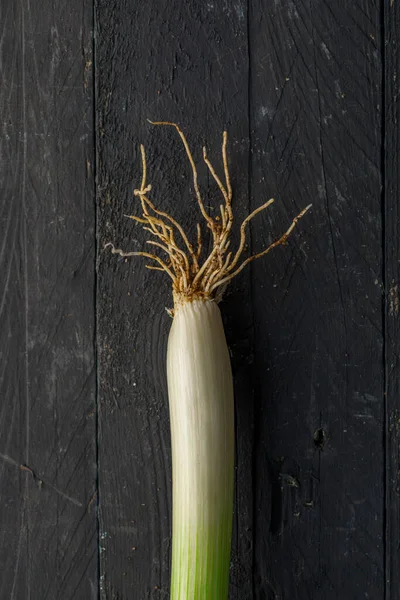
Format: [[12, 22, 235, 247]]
[[167, 299, 234, 598], [108, 121, 311, 599]]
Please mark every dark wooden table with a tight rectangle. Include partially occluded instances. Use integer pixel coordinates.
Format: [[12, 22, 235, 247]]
[[1, 1, 399, 598]]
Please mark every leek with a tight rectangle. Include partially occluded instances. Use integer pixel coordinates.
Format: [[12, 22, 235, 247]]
[[108, 122, 310, 599]]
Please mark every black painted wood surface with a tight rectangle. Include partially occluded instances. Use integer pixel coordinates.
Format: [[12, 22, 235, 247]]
[[0, 1, 97, 598], [385, 1, 400, 598], [1, 1, 399, 599]]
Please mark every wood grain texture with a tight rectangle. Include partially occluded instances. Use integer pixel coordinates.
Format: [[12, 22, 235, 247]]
[[249, 1, 384, 598], [384, 0, 400, 598], [0, 1, 97, 598], [95, 1, 255, 598], [3, 0, 400, 598]]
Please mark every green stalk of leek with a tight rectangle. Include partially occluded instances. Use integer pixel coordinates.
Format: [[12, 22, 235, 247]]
[[167, 299, 234, 598]]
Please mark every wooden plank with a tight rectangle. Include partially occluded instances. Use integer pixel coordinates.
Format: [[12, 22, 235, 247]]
[[0, 2, 97, 598], [95, 2, 254, 597], [249, 1, 384, 598], [384, 0, 400, 597]]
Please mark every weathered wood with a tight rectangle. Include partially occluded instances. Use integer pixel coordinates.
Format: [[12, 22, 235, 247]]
[[95, 1, 254, 597], [249, 1, 384, 598], [4, 0, 399, 597], [0, 2, 97, 598], [384, 0, 400, 597]]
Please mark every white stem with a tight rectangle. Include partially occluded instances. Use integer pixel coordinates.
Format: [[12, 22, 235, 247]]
[[167, 299, 235, 599]]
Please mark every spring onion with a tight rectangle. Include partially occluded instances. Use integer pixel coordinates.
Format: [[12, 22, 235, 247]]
[[108, 122, 310, 599]]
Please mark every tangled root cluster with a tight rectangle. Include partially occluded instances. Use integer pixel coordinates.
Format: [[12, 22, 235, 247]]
[[107, 122, 311, 308]]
